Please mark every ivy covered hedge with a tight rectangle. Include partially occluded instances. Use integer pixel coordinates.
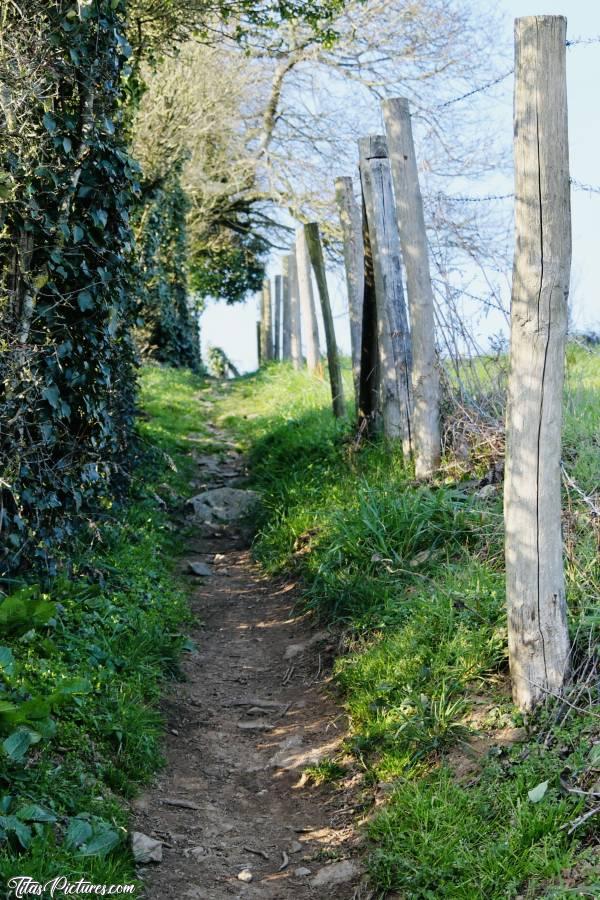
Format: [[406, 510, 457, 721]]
[[0, 1, 139, 576]]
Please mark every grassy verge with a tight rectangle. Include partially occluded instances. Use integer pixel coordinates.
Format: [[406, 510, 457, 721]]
[[0, 365, 204, 893], [215, 351, 600, 899]]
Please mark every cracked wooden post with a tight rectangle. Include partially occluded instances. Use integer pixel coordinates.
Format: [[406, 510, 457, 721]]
[[288, 252, 303, 370], [358, 187, 381, 436], [274, 274, 282, 361], [260, 278, 273, 363], [256, 321, 261, 368], [304, 223, 346, 418], [281, 258, 292, 361], [359, 135, 412, 457], [335, 177, 364, 411], [295, 227, 321, 374], [383, 97, 441, 477], [505, 15, 571, 712]]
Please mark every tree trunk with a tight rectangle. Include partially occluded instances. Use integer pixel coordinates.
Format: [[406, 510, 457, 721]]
[[295, 227, 321, 373], [359, 135, 412, 457], [335, 176, 364, 411], [281, 258, 292, 361], [274, 274, 282, 361], [304, 223, 345, 418], [287, 252, 303, 370], [256, 321, 262, 368], [505, 15, 571, 712], [260, 279, 273, 363], [383, 97, 441, 477]]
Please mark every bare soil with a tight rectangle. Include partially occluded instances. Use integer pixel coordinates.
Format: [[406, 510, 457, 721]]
[[132, 420, 365, 899]]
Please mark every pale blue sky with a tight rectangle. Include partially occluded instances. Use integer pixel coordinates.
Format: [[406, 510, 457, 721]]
[[201, 0, 600, 373]]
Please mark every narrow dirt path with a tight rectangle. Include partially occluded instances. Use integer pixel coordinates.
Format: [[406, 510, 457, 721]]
[[132, 406, 364, 899]]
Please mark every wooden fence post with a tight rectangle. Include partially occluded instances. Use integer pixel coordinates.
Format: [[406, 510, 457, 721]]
[[304, 223, 346, 418], [295, 227, 322, 374], [260, 278, 273, 363], [359, 135, 412, 456], [288, 252, 303, 370], [256, 321, 262, 368], [281, 258, 292, 361], [274, 274, 282, 361], [383, 97, 441, 477], [358, 189, 381, 436], [335, 176, 364, 409], [505, 15, 571, 712]]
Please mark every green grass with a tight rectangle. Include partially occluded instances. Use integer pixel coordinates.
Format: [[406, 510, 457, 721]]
[[215, 351, 600, 900], [0, 364, 205, 893]]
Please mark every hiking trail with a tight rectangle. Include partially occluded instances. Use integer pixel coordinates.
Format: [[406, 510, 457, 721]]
[[132, 387, 366, 899]]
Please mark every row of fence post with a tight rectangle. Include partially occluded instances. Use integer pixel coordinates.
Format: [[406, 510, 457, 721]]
[[256, 15, 572, 714]]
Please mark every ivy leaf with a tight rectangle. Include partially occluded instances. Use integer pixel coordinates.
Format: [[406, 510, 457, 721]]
[[42, 113, 57, 133], [528, 781, 549, 803], [92, 208, 108, 229], [63, 137, 72, 153], [42, 385, 60, 409], [72, 224, 84, 243], [78, 290, 94, 311], [42, 384, 60, 409]]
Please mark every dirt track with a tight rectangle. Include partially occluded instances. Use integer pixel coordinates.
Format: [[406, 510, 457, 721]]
[[132, 415, 365, 899]]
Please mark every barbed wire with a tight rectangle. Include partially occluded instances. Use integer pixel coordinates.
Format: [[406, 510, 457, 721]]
[[566, 36, 600, 47], [432, 178, 600, 205], [571, 178, 600, 194], [436, 192, 514, 204], [433, 35, 600, 112], [436, 68, 514, 110]]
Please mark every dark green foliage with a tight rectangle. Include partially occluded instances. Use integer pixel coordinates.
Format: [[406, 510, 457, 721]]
[[0, 0, 138, 575], [0, 365, 200, 887], [134, 171, 202, 370], [189, 230, 267, 304]]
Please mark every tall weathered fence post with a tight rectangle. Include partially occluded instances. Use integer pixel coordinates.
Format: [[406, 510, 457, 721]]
[[383, 97, 441, 478], [288, 252, 303, 370], [260, 278, 273, 363], [274, 274, 282, 361], [358, 189, 381, 436], [505, 15, 571, 712], [335, 176, 364, 410], [295, 227, 321, 373], [281, 258, 292, 361], [359, 135, 412, 457], [256, 321, 262, 368], [304, 223, 346, 419]]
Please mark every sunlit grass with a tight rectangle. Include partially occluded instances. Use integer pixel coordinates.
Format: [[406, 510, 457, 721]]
[[215, 347, 600, 899]]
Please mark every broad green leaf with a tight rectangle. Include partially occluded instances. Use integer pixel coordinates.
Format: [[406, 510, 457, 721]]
[[65, 816, 93, 849], [0, 647, 15, 678], [72, 224, 84, 243], [16, 804, 56, 823], [0, 815, 32, 848], [528, 780, 549, 803], [80, 828, 120, 857], [3, 729, 36, 762]]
